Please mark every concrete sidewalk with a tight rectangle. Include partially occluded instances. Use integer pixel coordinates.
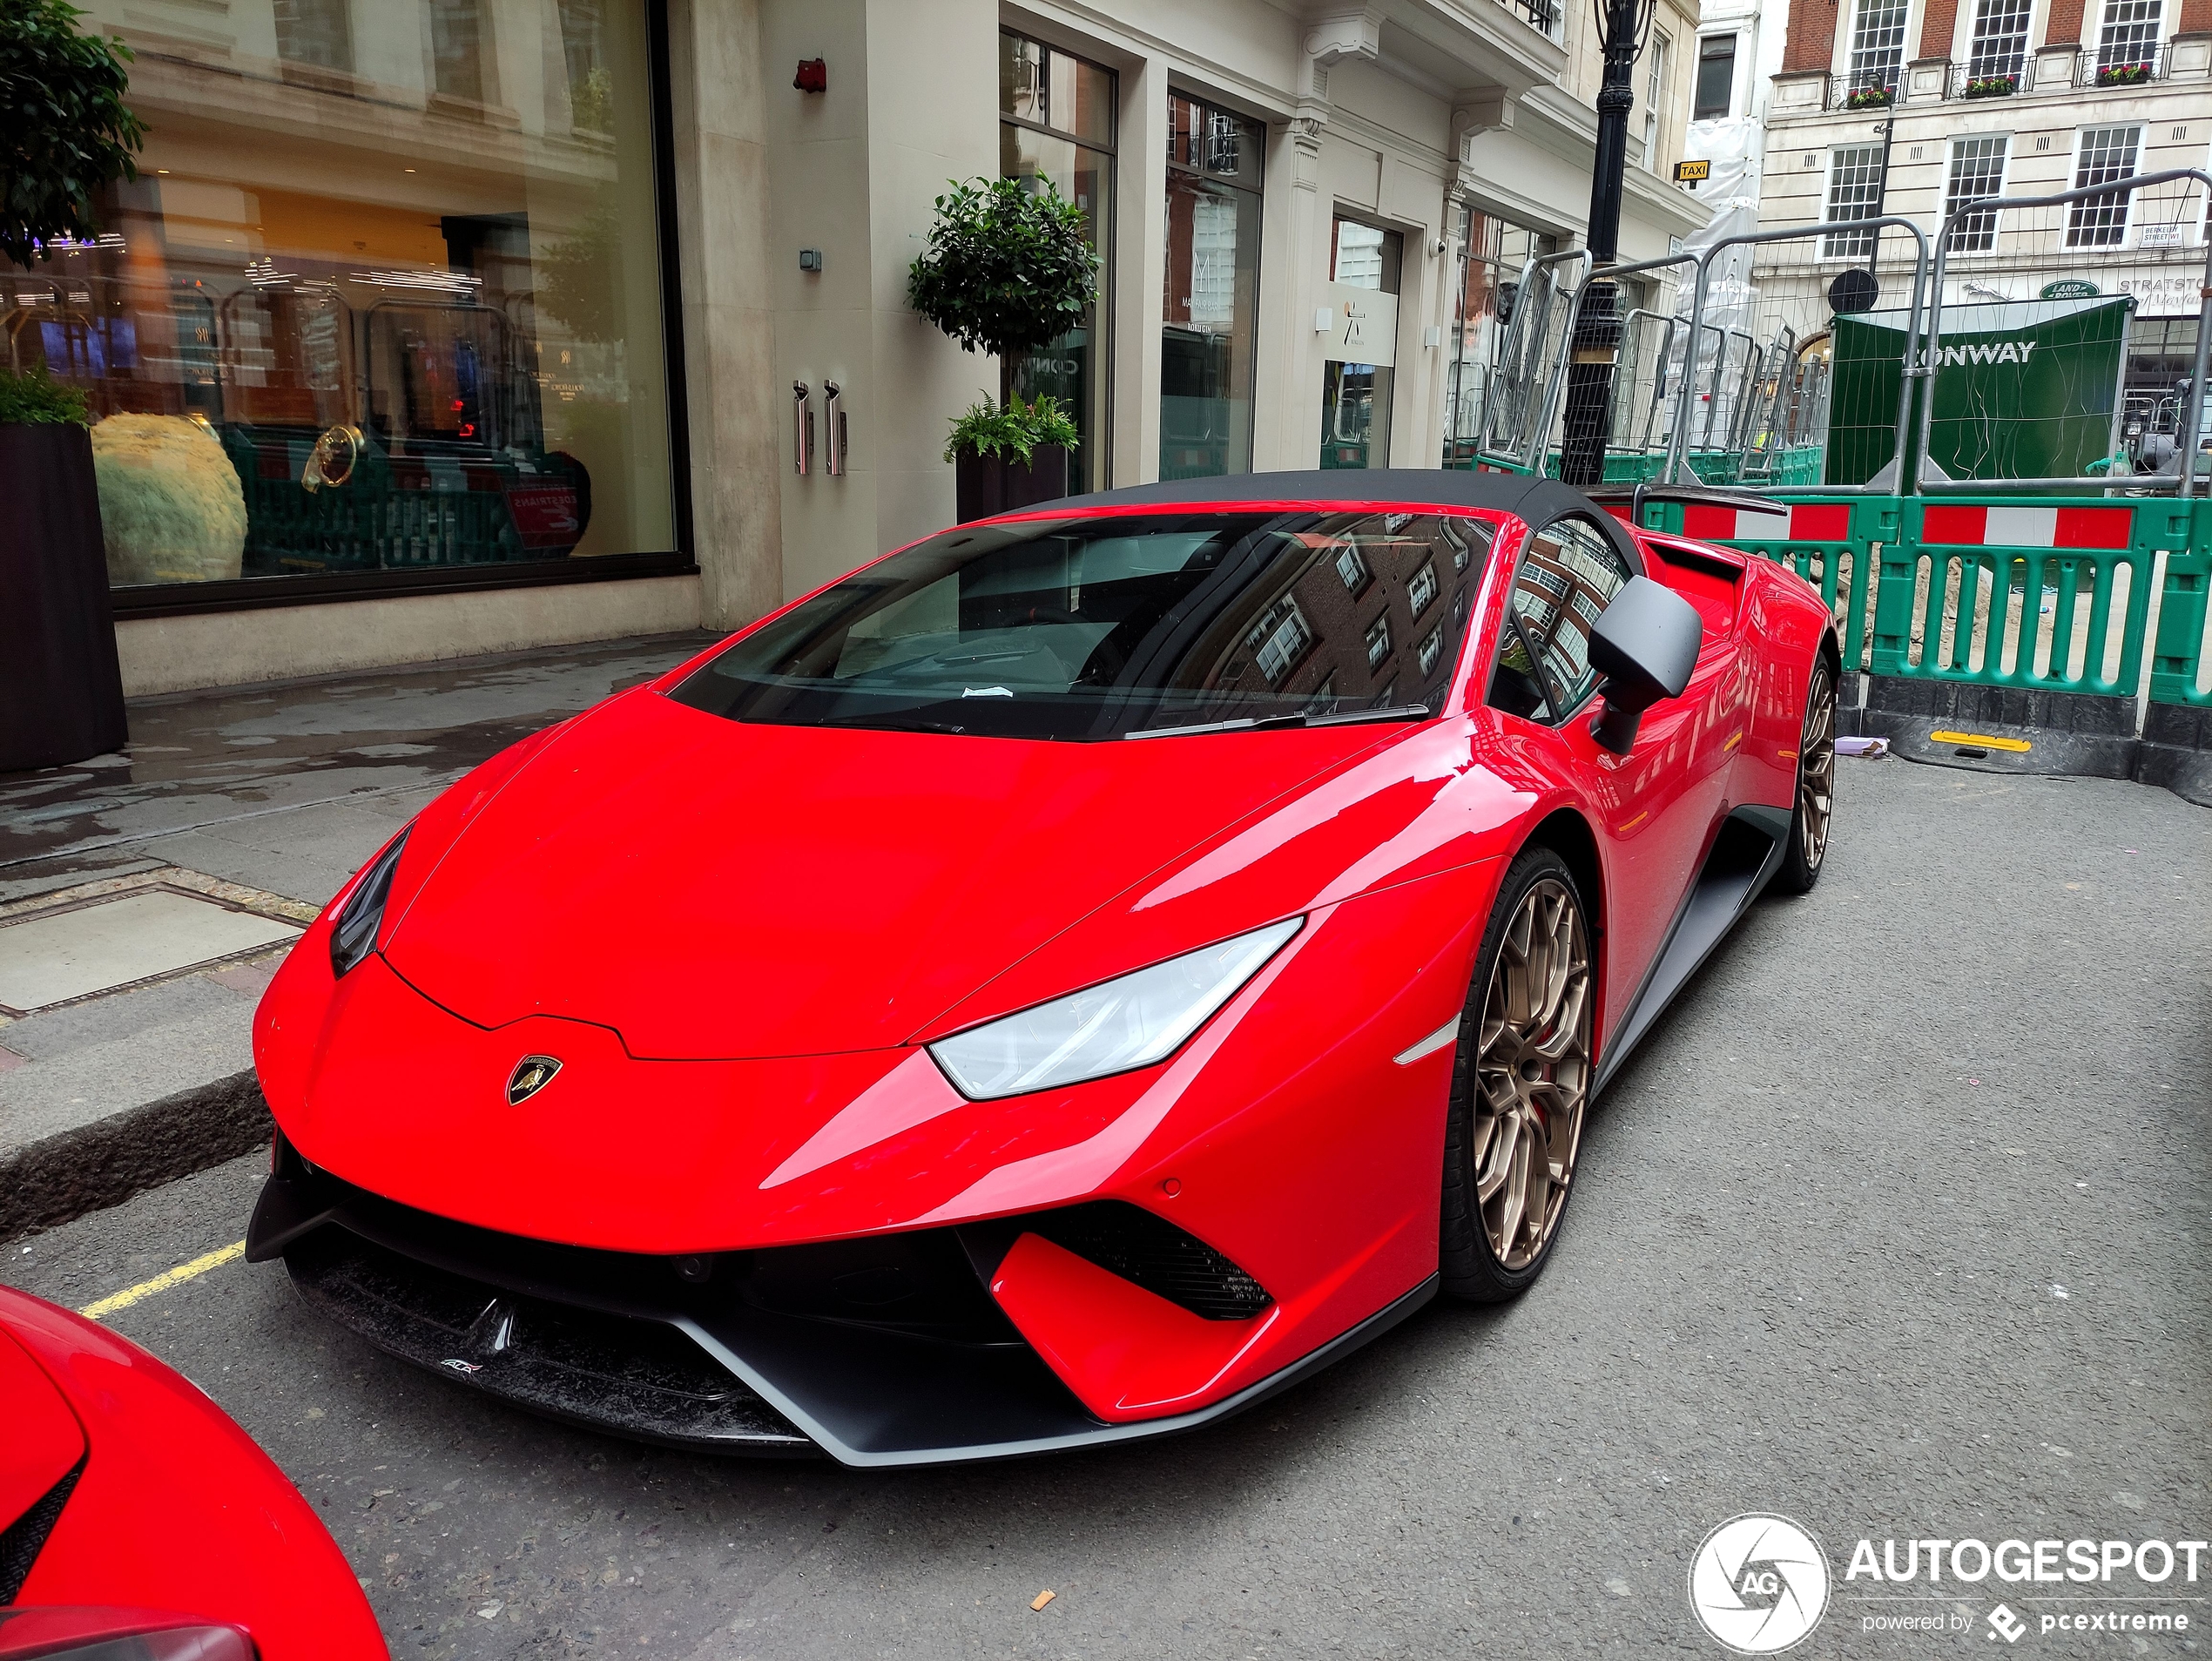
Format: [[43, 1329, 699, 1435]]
[[0, 631, 719, 1238]]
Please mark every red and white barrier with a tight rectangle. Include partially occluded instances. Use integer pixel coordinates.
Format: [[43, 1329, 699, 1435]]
[[1919, 504, 2132, 550], [1680, 502, 1853, 544]]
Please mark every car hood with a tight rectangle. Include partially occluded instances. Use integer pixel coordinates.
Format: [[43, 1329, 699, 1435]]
[[381, 690, 1385, 1060]]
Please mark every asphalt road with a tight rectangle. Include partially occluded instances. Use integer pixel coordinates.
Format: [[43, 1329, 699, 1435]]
[[9, 758, 2209, 1660]]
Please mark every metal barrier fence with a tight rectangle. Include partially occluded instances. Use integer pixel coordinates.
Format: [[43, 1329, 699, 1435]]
[[1460, 173, 2212, 782], [1672, 215, 1931, 493], [1919, 169, 2212, 496]]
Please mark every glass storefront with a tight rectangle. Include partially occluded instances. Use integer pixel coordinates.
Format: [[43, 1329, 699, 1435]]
[[4, 0, 678, 597], [999, 33, 1115, 496], [1319, 216, 1400, 469], [1161, 92, 1262, 480]]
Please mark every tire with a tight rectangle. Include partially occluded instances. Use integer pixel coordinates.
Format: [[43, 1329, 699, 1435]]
[[1774, 658, 1837, 895], [1440, 846, 1595, 1303]]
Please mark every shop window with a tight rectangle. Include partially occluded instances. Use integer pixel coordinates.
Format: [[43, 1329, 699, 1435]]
[[1163, 92, 1263, 479], [1000, 33, 1116, 494], [5, 0, 679, 598]]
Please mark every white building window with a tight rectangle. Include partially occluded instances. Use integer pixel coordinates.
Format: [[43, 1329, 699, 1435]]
[[2066, 125, 2142, 247], [1365, 614, 1392, 669], [1335, 543, 1372, 592], [1643, 35, 1670, 171], [2095, 0, 2163, 71], [1694, 35, 1737, 119], [1246, 597, 1313, 685], [1408, 560, 1438, 618], [1944, 135, 2009, 253], [1822, 144, 1885, 258], [1844, 0, 1910, 94], [1966, 0, 2032, 81]]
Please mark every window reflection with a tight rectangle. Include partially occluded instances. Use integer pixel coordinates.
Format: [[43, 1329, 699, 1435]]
[[3, 0, 676, 590], [1162, 92, 1263, 480]]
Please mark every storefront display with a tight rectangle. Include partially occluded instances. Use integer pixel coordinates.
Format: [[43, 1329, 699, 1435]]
[[1161, 92, 1262, 479], [0, 0, 679, 603]]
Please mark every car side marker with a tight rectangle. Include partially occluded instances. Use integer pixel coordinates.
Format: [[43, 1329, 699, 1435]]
[[1393, 1019, 1461, 1065]]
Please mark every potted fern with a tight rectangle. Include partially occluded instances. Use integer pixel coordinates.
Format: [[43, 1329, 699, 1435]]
[[908, 177, 1097, 520], [943, 392, 1081, 523], [1, 1, 143, 771]]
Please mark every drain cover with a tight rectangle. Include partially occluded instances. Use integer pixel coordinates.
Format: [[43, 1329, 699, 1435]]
[[0, 888, 302, 1012]]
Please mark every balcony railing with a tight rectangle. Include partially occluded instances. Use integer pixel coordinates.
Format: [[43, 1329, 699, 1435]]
[[2075, 44, 2166, 86], [1828, 71, 1901, 110], [1501, 0, 1568, 43], [1948, 59, 2027, 98]]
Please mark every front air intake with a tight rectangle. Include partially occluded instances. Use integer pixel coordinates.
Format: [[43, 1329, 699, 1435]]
[[1022, 1202, 1272, 1320]]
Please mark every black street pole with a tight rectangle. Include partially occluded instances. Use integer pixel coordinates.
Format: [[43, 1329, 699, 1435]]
[[1560, 0, 1657, 488]]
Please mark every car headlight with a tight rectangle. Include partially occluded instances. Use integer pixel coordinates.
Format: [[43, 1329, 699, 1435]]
[[927, 918, 1303, 1100], [329, 830, 409, 978]]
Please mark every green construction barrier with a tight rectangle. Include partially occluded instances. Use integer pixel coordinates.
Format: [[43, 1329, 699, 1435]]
[[2148, 502, 2212, 708], [1871, 498, 2163, 699]]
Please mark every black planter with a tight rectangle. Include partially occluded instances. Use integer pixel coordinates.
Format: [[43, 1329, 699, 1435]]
[[954, 444, 1069, 523], [0, 423, 127, 773]]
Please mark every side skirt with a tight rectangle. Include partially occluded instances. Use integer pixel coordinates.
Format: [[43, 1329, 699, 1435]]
[[1591, 803, 1789, 1097]]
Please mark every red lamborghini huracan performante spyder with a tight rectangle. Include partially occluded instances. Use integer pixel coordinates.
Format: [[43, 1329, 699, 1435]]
[[246, 472, 1838, 1468]]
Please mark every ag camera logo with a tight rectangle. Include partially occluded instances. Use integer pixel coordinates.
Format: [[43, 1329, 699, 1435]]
[[1690, 1514, 1831, 1653]]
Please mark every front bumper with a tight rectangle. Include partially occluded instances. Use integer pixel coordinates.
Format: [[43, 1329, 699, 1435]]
[[247, 1143, 1434, 1468]]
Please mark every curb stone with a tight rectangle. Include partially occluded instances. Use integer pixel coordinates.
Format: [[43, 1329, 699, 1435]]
[[2, 1069, 268, 1243]]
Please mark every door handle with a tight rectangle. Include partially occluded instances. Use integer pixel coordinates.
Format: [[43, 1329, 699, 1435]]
[[823, 380, 846, 476], [792, 381, 814, 476]]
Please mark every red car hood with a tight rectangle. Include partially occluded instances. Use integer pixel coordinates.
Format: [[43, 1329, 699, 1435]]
[[381, 690, 1379, 1060]]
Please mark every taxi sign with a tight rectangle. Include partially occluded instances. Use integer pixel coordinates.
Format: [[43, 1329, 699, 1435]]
[[1674, 159, 1710, 183]]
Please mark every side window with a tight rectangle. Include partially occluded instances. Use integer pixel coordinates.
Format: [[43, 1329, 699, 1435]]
[[1487, 517, 1634, 723]]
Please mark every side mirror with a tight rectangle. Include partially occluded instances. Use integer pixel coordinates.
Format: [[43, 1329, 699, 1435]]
[[1587, 576, 1703, 755]]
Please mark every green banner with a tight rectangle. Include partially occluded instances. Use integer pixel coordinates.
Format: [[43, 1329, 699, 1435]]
[[1827, 296, 2132, 483]]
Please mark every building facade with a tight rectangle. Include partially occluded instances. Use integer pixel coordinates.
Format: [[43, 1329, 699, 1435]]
[[6, 0, 1714, 697], [1757, 0, 2212, 461]]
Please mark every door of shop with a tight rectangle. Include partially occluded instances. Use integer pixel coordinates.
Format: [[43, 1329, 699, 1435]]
[[1320, 217, 1401, 469]]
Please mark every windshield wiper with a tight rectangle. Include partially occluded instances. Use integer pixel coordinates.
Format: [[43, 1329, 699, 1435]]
[[815, 712, 971, 735], [1124, 703, 1432, 740]]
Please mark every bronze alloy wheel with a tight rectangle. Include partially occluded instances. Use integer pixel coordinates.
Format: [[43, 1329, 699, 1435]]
[[1797, 666, 1837, 874], [1470, 875, 1593, 1272]]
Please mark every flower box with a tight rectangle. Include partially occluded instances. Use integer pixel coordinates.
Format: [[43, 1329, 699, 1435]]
[[1962, 74, 2018, 97], [2095, 62, 2152, 84], [1844, 84, 1895, 109]]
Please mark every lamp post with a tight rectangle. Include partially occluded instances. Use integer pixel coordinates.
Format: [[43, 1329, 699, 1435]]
[[1560, 0, 1660, 488]]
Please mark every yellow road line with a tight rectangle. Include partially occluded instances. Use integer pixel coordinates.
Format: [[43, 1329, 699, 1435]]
[[79, 1240, 246, 1320]]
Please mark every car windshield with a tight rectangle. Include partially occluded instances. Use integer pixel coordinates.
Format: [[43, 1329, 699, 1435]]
[[671, 510, 1501, 739]]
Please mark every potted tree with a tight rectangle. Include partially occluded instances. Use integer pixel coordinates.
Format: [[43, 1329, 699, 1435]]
[[1, 0, 143, 772], [907, 176, 1097, 521]]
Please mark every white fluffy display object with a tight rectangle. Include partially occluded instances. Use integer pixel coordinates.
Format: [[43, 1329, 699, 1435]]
[[91, 413, 249, 584]]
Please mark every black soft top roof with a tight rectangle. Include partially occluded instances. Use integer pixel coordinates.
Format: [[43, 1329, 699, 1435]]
[[1051, 467, 1642, 571]]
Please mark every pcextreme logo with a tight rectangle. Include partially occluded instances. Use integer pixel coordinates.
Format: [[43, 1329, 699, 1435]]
[[1689, 1515, 1831, 1654]]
